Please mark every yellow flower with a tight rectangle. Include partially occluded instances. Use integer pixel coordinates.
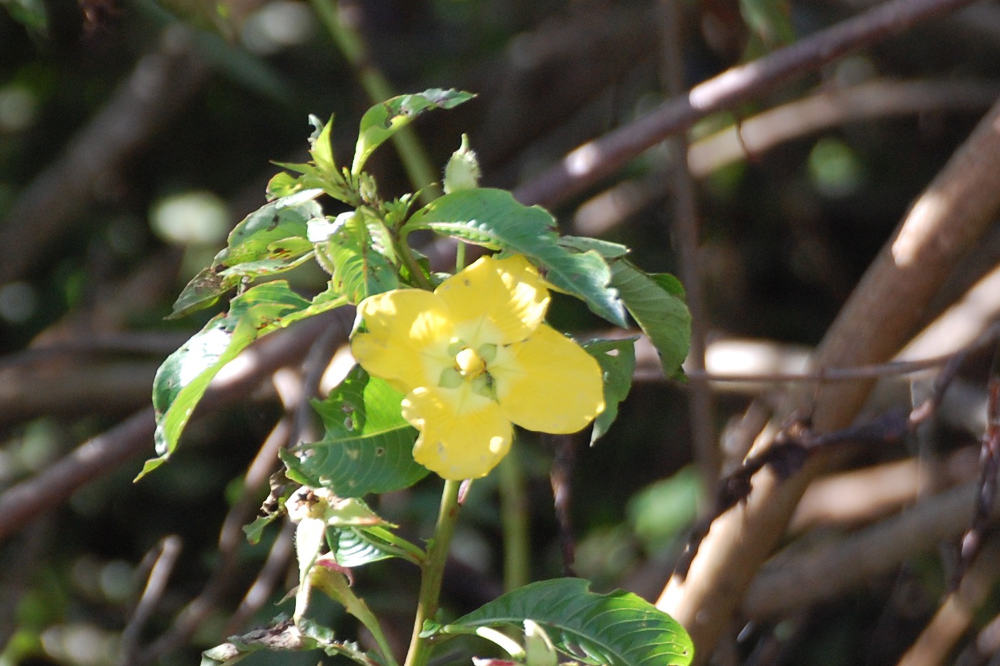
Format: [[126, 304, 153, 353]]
[[350, 254, 605, 480]]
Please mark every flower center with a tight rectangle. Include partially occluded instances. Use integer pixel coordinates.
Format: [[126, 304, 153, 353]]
[[455, 347, 485, 378]]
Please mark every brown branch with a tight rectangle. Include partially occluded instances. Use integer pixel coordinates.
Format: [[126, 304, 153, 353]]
[[742, 480, 1000, 621], [513, 0, 981, 208], [0, 310, 349, 541], [660, 0, 717, 488], [657, 94, 1000, 662], [0, 27, 208, 284], [687, 79, 999, 176]]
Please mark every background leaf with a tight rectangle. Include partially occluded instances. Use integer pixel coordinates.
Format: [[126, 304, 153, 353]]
[[610, 261, 691, 379], [584, 337, 637, 445], [283, 365, 427, 496], [444, 578, 694, 666], [143, 281, 346, 478], [352, 88, 475, 174], [408, 188, 627, 327]]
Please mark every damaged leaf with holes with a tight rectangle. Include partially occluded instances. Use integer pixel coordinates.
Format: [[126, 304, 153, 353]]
[[282, 364, 427, 497]]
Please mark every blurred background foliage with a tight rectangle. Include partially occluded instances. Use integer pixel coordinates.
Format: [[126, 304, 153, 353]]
[[2, 0, 1000, 664]]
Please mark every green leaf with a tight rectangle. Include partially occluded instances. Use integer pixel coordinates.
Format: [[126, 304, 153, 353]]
[[201, 618, 379, 666], [307, 114, 336, 171], [168, 267, 233, 319], [217, 192, 321, 267], [3, 0, 47, 34], [352, 89, 475, 174], [141, 282, 347, 479], [558, 234, 630, 259], [283, 365, 427, 497], [584, 338, 637, 445], [443, 578, 694, 666], [167, 194, 322, 318], [331, 525, 423, 568], [407, 188, 627, 327], [312, 212, 400, 304], [610, 261, 690, 379]]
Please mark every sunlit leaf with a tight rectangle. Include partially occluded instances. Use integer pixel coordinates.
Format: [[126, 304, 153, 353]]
[[312, 212, 399, 304], [352, 88, 475, 174], [584, 337, 636, 445], [407, 188, 627, 327], [441, 578, 694, 666], [283, 365, 427, 496], [167, 195, 322, 318], [141, 282, 347, 479], [217, 192, 320, 266], [308, 113, 336, 171]]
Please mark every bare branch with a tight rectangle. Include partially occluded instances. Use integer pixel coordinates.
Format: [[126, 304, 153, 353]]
[[742, 480, 1000, 620], [0, 310, 350, 541], [0, 27, 208, 284], [514, 0, 982, 208], [660, 0, 717, 488], [657, 93, 1000, 662]]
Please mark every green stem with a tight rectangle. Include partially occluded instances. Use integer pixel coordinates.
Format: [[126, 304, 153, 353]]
[[396, 230, 433, 290], [498, 449, 529, 591], [320, 572, 400, 666], [311, 0, 441, 203], [404, 479, 463, 666], [454, 242, 467, 272]]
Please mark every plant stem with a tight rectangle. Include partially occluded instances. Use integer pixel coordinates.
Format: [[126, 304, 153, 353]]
[[311, 0, 441, 203], [396, 230, 433, 290], [404, 479, 462, 666], [499, 450, 529, 591]]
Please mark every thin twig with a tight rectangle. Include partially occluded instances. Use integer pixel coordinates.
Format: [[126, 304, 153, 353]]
[[660, 0, 717, 491], [224, 521, 295, 636], [118, 535, 183, 666], [513, 0, 981, 208], [0, 310, 348, 541]]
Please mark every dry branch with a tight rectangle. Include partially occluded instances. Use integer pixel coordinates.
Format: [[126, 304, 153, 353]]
[[0, 27, 207, 284], [742, 480, 1000, 620], [0, 310, 350, 541], [513, 0, 982, 209], [657, 93, 1000, 661]]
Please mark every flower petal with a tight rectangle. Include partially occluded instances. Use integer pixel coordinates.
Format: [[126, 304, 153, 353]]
[[403, 385, 512, 480], [351, 289, 453, 390], [492, 324, 605, 434], [436, 255, 549, 345]]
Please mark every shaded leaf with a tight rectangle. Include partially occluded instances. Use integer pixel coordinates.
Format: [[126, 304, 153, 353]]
[[352, 88, 475, 174], [283, 365, 427, 496], [330, 525, 423, 568], [558, 234, 630, 259], [610, 261, 690, 379], [443, 578, 694, 666], [201, 618, 378, 666], [408, 188, 627, 327], [583, 338, 637, 445]]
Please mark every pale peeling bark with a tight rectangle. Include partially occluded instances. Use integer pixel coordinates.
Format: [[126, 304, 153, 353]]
[[657, 96, 1000, 662]]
